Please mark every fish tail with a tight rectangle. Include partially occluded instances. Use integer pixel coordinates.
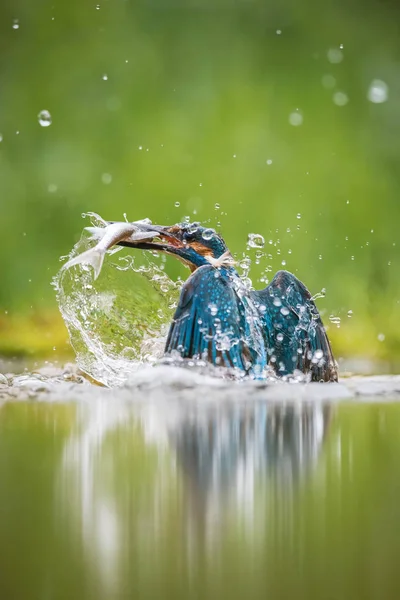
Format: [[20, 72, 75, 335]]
[[63, 248, 105, 280]]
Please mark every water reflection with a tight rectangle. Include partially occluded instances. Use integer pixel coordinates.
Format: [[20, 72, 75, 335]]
[[60, 398, 331, 593], [171, 403, 331, 493], [3, 400, 400, 599]]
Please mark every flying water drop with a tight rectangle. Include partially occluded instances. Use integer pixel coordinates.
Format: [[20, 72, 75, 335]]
[[247, 233, 265, 249], [202, 228, 215, 241], [38, 110, 52, 127], [322, 74, 336, 89], [327, 48, 343, 64], [101, 173, 112, 185], [333, 91, 349, 106], [368, 80, 388, 104], [289, 111, 303, 126], [329, 315, 341, 327]]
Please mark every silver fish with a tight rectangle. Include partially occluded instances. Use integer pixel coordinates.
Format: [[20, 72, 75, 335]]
[[62, 221, 157, 280]]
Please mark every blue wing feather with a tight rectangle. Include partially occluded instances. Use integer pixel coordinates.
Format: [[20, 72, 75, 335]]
[[251, 270, 338, 381], [165, 265, 266, 375]]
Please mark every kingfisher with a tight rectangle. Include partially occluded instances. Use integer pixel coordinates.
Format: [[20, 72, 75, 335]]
[[118, 221, 338, 382]]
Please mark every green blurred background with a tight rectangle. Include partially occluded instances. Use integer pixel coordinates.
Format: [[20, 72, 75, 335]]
[[1, 0, 399, 368]]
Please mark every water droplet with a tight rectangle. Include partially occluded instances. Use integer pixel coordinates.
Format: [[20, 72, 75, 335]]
[[214, 203, 220, 210], [351, 256, 355, 261], [138, 145, 143, 150], [281, 260, 286, 266], [322, 74, 336, 89], [199, 182, 203, 187], [12, 18, 19, 30], [276, 333, 284, 342], [296, 213, 301, 219], [188, 224, 199, 235], [0, 134, 3, 142], [96, 4, 100, 9], [266, 159, 273, 165], [233, 154, 237, 158], [289, 111, 303, 126], [202, 228, 215, 241], [209, 304, 218, 316], [273, 297, 282, 307], [329, 315, 341, 327], [174, 201, 180, 208], [312, 288, 326, 300], [377, 333, 385, 342], [38, 110, 52, 127], [368, 79, 388, 104], [319, 254, 323, 260], [288, 249, 292, 254], [102, 74, 108, 81], [347, 310, 353, 318], [333, 91, 349, 106], [327, 48, 343, 64], [239, 257, 251, 270], [280, 306, 290, 316], [247, 233, 265, 249], [276, 29, 282, 35], [371, 229, 374, 234], [101, 172, 112, 185], [312, 349, 324, 363]]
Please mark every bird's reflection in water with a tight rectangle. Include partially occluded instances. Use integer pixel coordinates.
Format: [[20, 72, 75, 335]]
[[169, 402, 332, 536], [60, 398, 332, 595], [173, 403, 331, 491]]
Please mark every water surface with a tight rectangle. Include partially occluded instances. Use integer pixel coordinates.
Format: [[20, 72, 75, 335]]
[[1, 390, 400, 600]]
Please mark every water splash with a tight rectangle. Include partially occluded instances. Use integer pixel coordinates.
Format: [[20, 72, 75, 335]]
[[53, 213, 181, 386]]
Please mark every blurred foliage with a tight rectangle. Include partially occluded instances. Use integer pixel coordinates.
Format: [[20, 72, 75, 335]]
[[1, 0, 400, 365]]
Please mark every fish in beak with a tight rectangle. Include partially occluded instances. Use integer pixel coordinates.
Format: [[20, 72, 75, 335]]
[[62, 220, 172, 280]]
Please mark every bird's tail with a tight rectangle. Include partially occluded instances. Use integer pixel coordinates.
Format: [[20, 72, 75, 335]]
[[62, 248, 105, 280]]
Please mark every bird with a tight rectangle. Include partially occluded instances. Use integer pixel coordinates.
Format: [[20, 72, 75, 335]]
[[119, 221, 338, 382]]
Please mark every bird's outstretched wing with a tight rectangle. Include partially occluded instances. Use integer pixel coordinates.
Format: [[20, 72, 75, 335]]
[[165, 265, 264, 373], [251, 270, 338, 381]]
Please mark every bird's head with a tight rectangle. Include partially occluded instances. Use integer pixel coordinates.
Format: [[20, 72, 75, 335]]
[[121, 221, 232, 271]]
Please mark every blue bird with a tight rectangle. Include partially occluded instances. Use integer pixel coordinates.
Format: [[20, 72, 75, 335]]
[[120, 221, 338, 382]]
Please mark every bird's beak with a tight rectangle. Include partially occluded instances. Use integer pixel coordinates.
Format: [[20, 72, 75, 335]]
[[115, 222, 186, 252]]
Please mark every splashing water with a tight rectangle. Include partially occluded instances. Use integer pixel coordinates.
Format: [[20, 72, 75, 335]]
[[53, 213, 343, 387], [53, 213, 181, 386]]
